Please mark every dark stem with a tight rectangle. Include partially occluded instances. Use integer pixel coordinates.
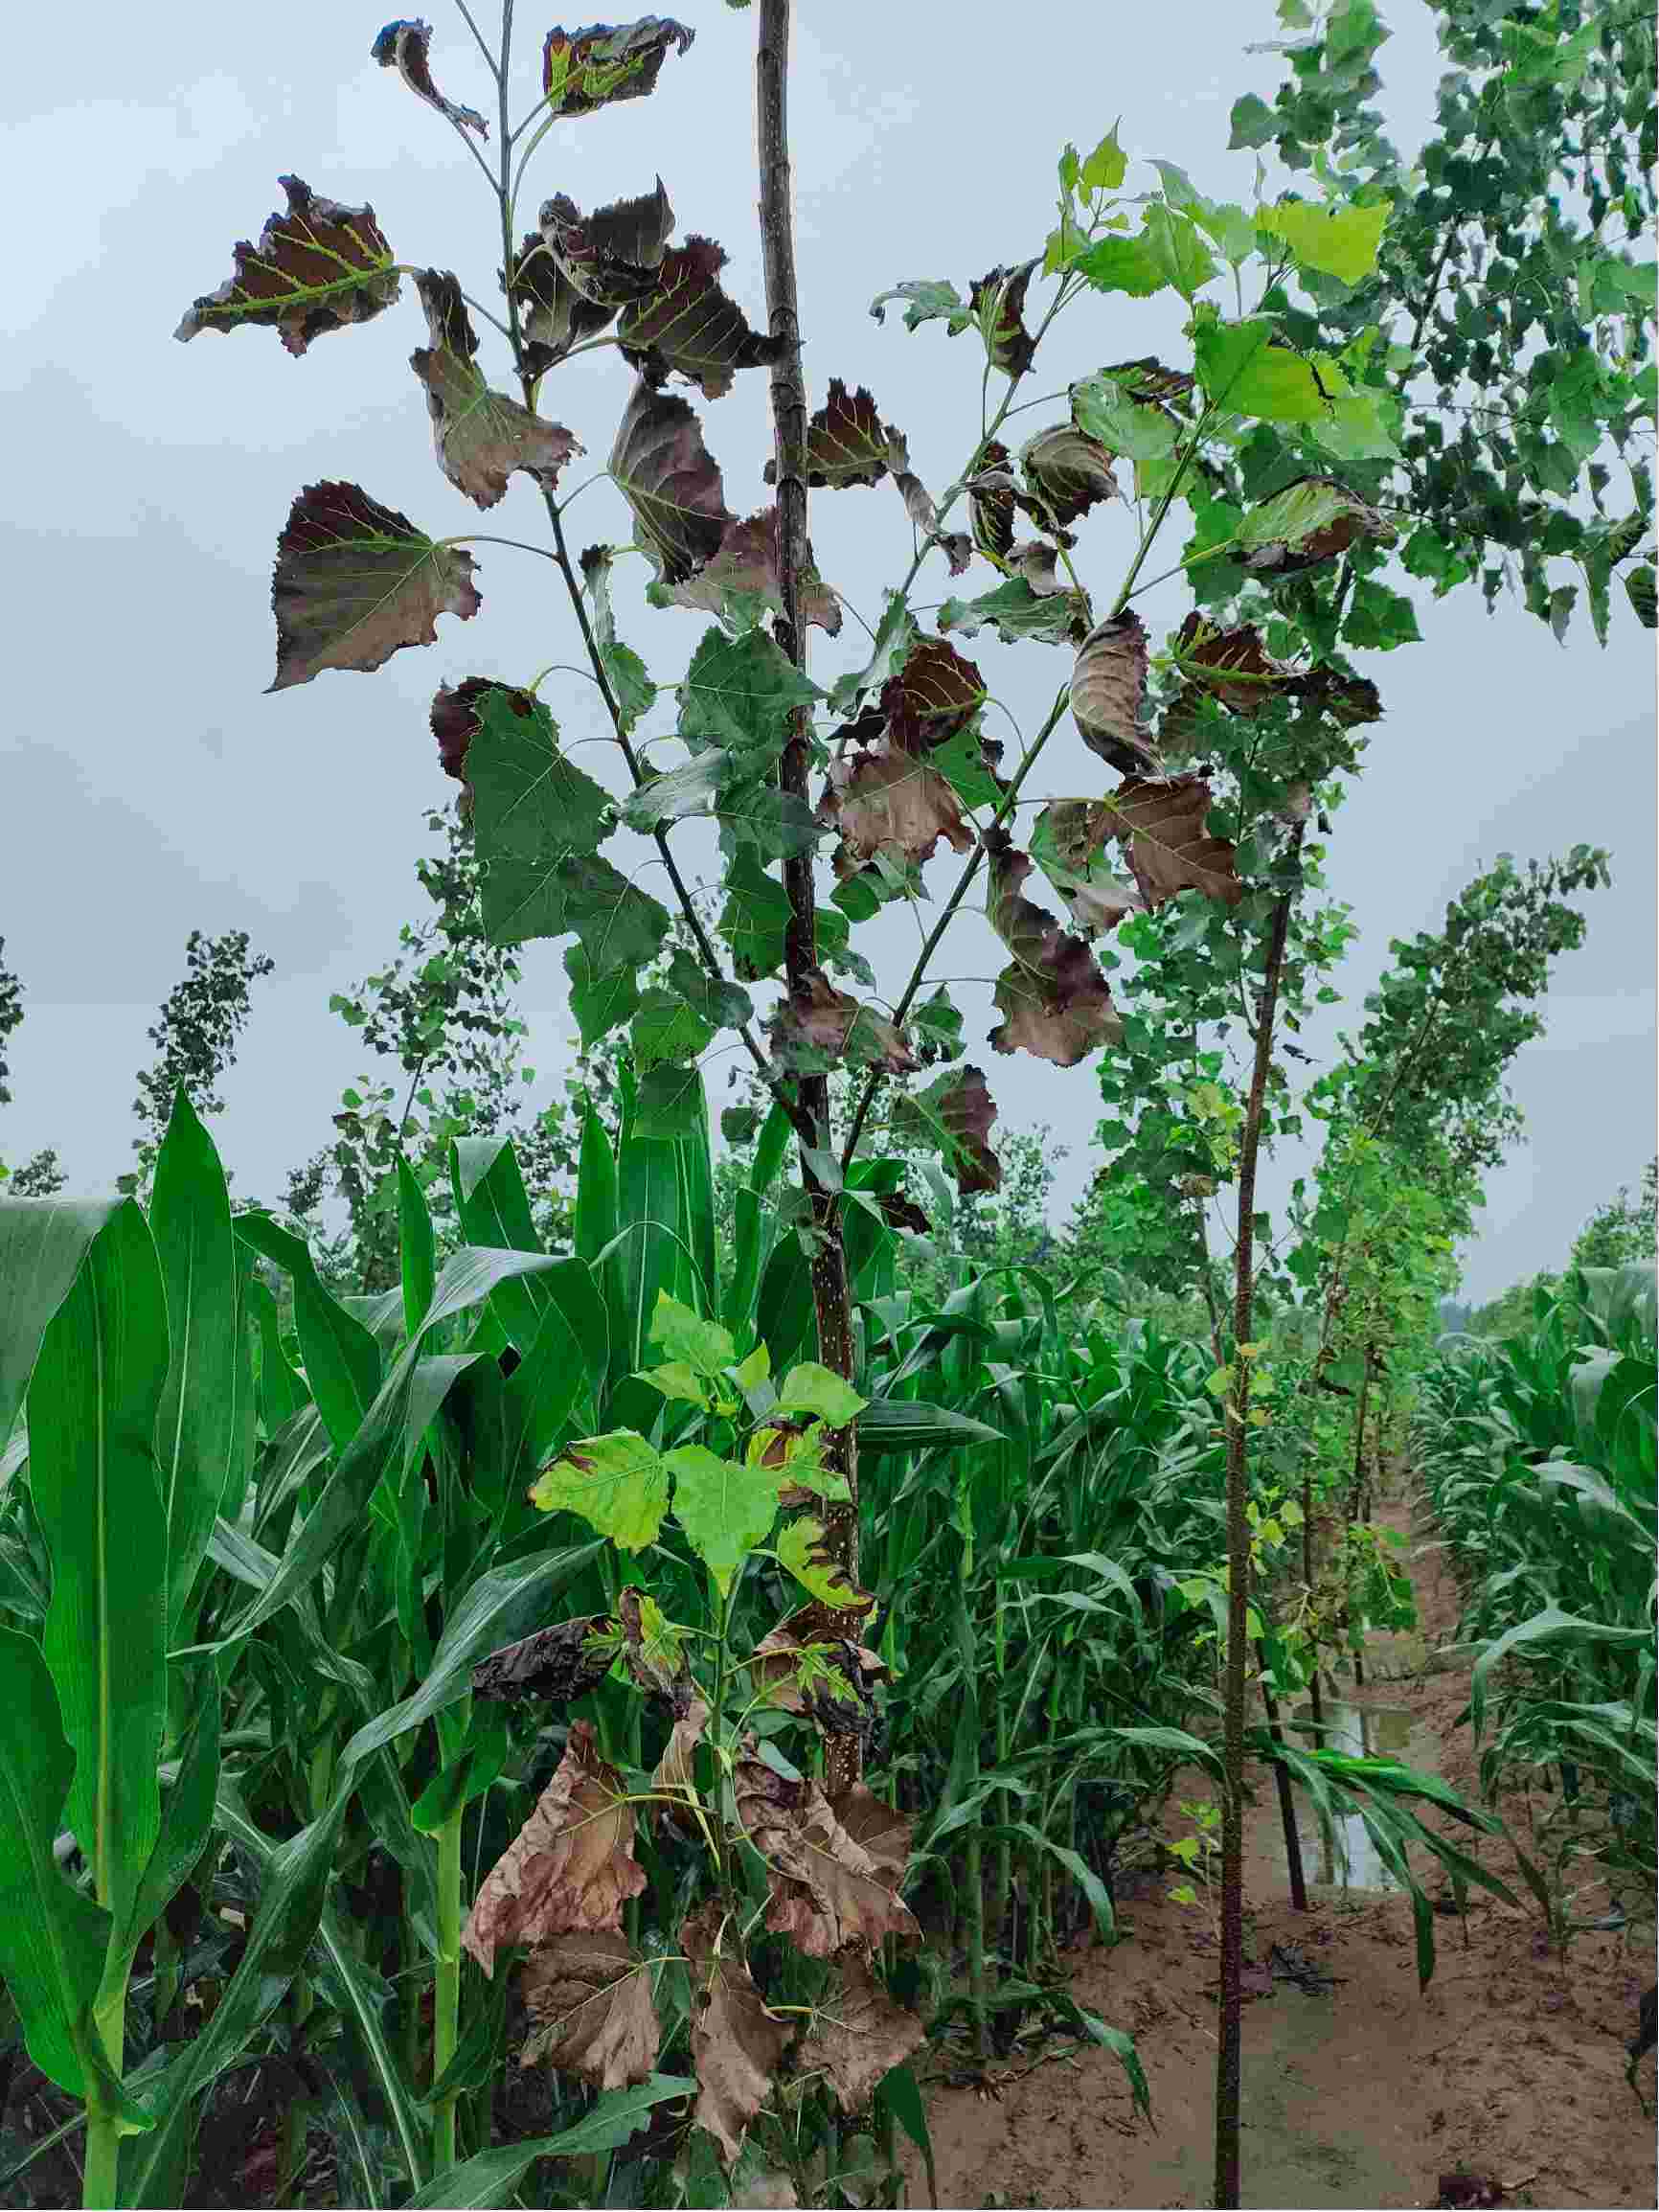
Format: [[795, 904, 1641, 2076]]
[[1256, 1636, 1308, 1913], [756, 0, 861, 1791], [1214, 838, 1302, 2212]]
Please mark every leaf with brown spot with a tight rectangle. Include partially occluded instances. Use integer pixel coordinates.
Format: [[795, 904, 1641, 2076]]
[[520, 1932, 660, 2088], [1070, 611, 1158, 776], [411, 271, 581, 508], [819, 740, 973, 872], [1096, 774, 1243, 910], [969, 261, 1039, 376], [750, 1609, 890, 1736], [618, 1586, 692, 1700], [1237, 474, 1396, 574], [1170, 611, 1291, 714], [1297, 664, 1383, 726], [619, 236, 786, 399], [734, 1749, 920, 1957], [879, 637, 986, 751], [797, 1952, 926, 2115], [1104, 354, 1196, 406], [541, 17, 694, 117], [175, 175, 400, 354], [890, 1066, 1002, 1196], [430, 675, 537, 815], [371, 19, 488, 136], [661, 508, 841, 632], [269, 481, 480, 692], [471, 1615, 618, 1707], [541, 179, 675, 309], [768, 969, 915, 1078], [986, 832, 1122, 1065], [462, 1721, 647, 1974], [681, 1904, 797, 2164], [609, 379, 735, 584], [1019, 422, 1122, 527]]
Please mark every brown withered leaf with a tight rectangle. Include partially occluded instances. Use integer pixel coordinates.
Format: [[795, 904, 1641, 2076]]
[[511, 230, 618, 375], [371, 19, 488, 136], [411, 271, 581, 508], [1297, 664, 1382, 726], [542, 17, 694, 116], [1170, 611, 1289, 715], [462, 1721, 647, 1973], [986, 833, 1122, 1065], [1005, 541, 1065, 596], [769, 970, 916, 1077], [774, 378, 904, 489], [967, 441, 1018, 561], [1097, 774, 1244, 910], [1020, 423, 1121, 528], [969, 261, 1039, 377], [1070, 611, 1159, 776], [663, 508, 842, 633], [609, 379, 735, 584], [879, 638, 987, 750], [541, 179, 674, 309], [619, 237, 786, 399], [734, 1748, 920, 1958], [471, 1615, 618, 1707], [617, 1585, 692, 1701], [877, 1190, 931, 1235], [751, 1608, 890, 1739], [270, 481, 480, 692], [175, 175, 399, 354], [650, 1697, 709, 1828], [1239, 474, 1395, 574], [935, 530, 974, 575], [1037, 799, 1148, 934], [919, 1066, 1002, 1196], [520, 1932, 660, 2087], [819, 740, 973, 872], [1105, 355, 1196, 406], [797, 1952, 926, 2116], [681, 1904, 797, 2164]]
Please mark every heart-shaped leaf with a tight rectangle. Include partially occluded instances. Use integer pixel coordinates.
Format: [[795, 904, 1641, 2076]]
[[609, 381, 734, 584], [1096, 774, 1244, 909], [412, 272, 581, 508], [619, 237, 785, 399], [269, 481, 480, 691]]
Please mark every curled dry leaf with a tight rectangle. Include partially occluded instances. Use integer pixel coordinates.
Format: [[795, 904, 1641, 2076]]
[[471, 1614, 618, 1707], [618, 1585, 692, 1700], [619, 236, 786, 399], [734, 1748, 920, 1958], [986, 832, 1122, 1066], [1096, 774, 1244, 910], [769, 970, 916, 1077], [879, 637, 987, 750], [412, 271, 581, 508], [1170, 610, 1291, 714], [819, 740, 973, 873], [1005, 541, 1065, 596], [896, 1066, 1002, 1195], [542, 17, 694, 117], [371, 19, 488, 136], [269, 481, 480, 692], [969, 261, 1040, 377], [511, 239, 616, 376], [650, 1696, 709, 1829], [1237, 474, 1396, 573], [752, 1608, 889, 1747], [520, 1932, 660, 2088], [662, 508, 842, 633], [462, 1721, 647, 1974], [681, 1904, 798, 2165], [967, 441, 1018, 561], [797, 1951, 926, 2116], [1070, 611, 1159, 776], [542, 179, 674, 309], [1019, 422, 1122, 527], [175, 175, 399, 354], [609, 379, 736, 584]]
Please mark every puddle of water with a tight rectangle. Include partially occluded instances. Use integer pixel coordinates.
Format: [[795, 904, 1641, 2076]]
[[1282, 1700, 1418, 1891]]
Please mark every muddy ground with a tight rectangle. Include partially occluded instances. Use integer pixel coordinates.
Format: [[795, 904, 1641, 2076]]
[[904, 1486, 1657, 2211]]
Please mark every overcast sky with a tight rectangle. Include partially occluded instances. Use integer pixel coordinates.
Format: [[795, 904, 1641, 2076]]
[[2, 3, 1652, 1302]]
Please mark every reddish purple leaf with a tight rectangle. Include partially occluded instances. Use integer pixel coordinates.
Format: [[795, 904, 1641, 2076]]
[[174, 175, 399, 355], [371, 19, 488, 136], [269, 481, 480, 692]]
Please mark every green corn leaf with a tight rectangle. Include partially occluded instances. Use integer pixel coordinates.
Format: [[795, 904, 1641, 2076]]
[[398, 1155, 437, 1339], [149, 1092, 241, 1634], [856, 1399, 1004, 1452], [401, 2075, 694, 2207], [29, 1201, 170, 1938], [237, 1213, 381, 1453], [0, 1196, 121, 1448], [575, 1110, 619, 1268]]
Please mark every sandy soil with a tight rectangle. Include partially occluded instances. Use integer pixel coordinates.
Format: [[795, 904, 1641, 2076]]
[[904, 1485, 1657, 2212]]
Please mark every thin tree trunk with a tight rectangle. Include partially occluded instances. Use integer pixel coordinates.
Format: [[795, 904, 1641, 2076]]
[[1214, 866, 1300, 2212], [1349, 1349, 1374, 1687], [756, 0, 862, 1791], [1255, 1640, 1308, 1912]]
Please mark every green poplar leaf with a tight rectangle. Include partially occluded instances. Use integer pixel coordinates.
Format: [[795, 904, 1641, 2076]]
[[718, 850, 792, 979], [637, 1358, 709, 1407], [1070, 374, 1178, 461], [1141, 206, 1216, 298], [1077, 233, 1168, 298], [580, 545, 657, 732], [665, 1443, 780, 1593], [528, 1430, 669, 1550], [648, 1290, 736, 1375], [635, 1060, 706, 1138], [1193, 317, 1333, 421], [775, 1516, 873, 1612], [937, 576, 1087, 646], [776, 1362, 867, 1425], [1342, 579, 1421, 650], [1079, 125, 1127, 194], [663, 948, 754, 1036], [677, 625, 821, 756], [29, 1202, 170, 1939], [0, 1625, 119, 2102], [1260, 198, 1391, 285], [631, 989, 716, 1073], [1228, 93, 1277, 148], [869, 278, 972, 334], [565, 942, 641, 1049]]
